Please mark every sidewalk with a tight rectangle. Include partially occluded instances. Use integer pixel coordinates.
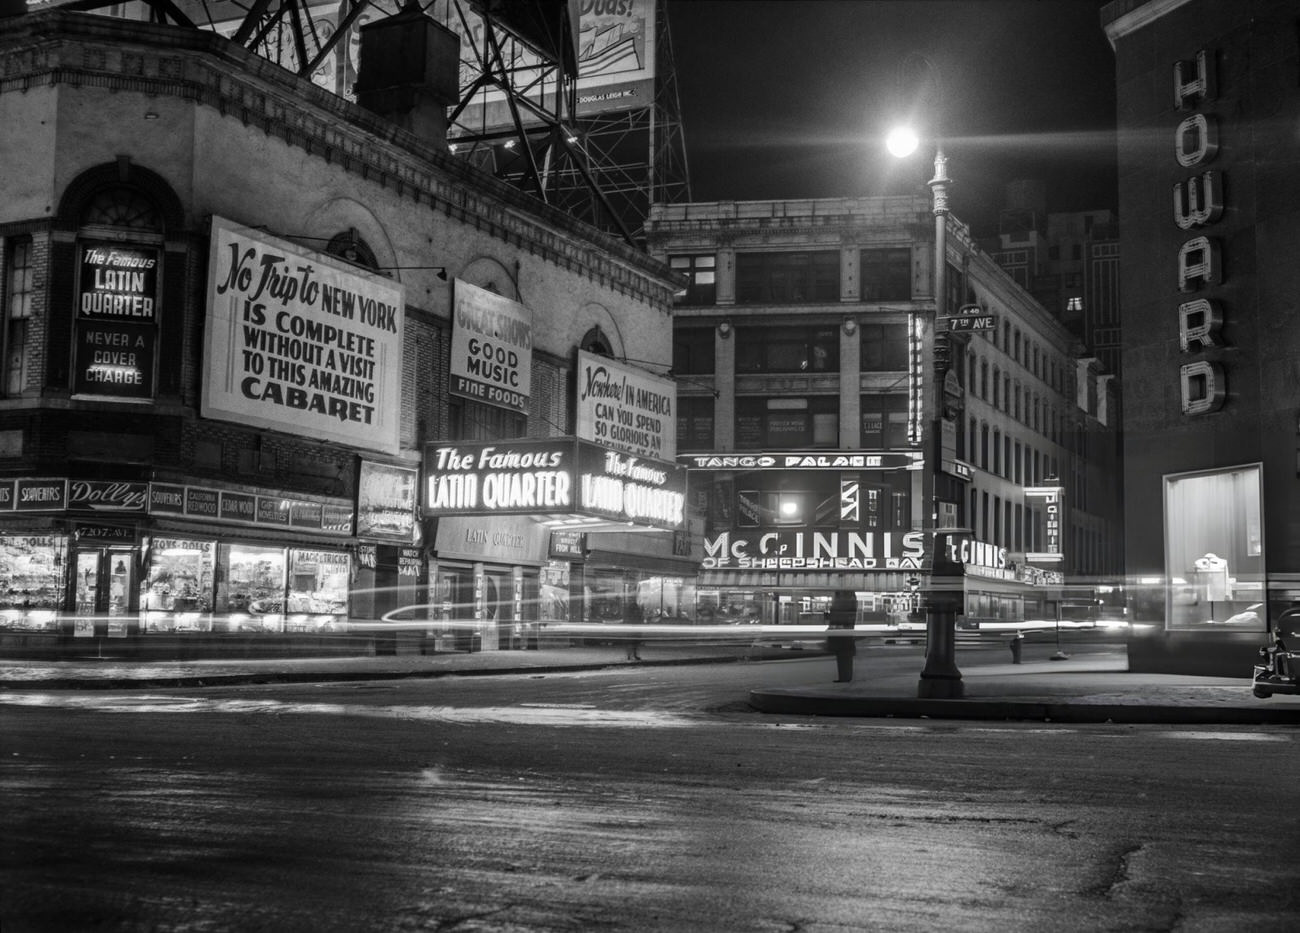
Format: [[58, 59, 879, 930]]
[[3, 640, 1299, 724], [748, 649, 1300, 724]]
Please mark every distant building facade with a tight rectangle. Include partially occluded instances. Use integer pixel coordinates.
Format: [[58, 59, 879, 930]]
[[987, 180, 1123, 378], [1103, 0, 1300, 673], [646, 197, 1122, 628]]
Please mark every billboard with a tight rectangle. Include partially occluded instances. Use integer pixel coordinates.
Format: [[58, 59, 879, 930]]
[[575, 349, 675, 461], [445, 0, 656, 132], [203, 216, 405, 454]]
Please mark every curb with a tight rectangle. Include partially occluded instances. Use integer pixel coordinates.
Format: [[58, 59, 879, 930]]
[[747, 689, 1300, 724]]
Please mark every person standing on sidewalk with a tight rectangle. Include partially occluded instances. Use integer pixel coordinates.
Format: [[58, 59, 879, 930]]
[[624, 600, 644, 661], [826, 589, 857, 682]]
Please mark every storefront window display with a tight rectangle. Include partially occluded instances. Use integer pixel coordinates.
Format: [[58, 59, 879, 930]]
[[1165, 464, 1265, 630], [585, 571, 630, 624], [141, 537, 216, 632], [0, 534, 68, 631], [287, 550, 349, 616]]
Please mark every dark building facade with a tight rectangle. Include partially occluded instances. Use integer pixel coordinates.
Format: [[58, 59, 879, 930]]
[[0, 9, 683, 656], [1103, 0, 1300, 673]]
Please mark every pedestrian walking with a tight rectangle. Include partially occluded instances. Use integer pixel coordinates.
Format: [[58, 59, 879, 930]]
[[826, 589, 857, 682], [624, 601, 644, 661]]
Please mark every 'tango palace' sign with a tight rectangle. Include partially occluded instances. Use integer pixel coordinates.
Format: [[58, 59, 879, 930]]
[[203, 217, 404, 454], [424, 438, 686, 531], [575, 350, 676, 460]]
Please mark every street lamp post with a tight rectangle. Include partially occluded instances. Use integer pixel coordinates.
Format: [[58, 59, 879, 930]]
[[887, 58, 964, 699]]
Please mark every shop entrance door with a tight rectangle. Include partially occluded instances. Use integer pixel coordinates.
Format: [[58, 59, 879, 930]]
[[73, 547, 136, 635], [484, 571, 510, 650]]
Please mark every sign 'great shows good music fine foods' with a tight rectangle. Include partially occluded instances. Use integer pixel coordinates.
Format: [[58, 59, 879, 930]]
[[448, 280, 533, 415]]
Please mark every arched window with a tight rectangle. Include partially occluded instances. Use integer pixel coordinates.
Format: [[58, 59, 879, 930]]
[[326, 229, 380, 271], [580, 326, 615, 357]]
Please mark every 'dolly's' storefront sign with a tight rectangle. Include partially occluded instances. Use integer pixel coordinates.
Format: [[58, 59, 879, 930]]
[[424, 438, 687, 531], [73, 242, 159, 399], [203, 217, 405, 454]]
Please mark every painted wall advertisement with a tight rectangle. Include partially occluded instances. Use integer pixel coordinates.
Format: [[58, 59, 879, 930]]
[[575, 349, 676, 461], [449, 280, 532, 414], [203, 216, 404, 454]]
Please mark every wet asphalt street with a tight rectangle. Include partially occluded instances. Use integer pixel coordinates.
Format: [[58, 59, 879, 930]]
[[3, 652, 1300, 932]]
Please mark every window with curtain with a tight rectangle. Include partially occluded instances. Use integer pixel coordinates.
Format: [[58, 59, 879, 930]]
[[735, 251, 838, 304], [1164, 465, 1265, 630], [736, 325, 838, 374], [3, 237, 34, 396], [859, 322, 908, 371], [860, 394, 909, 449], [676, 396, 715, 451], [736, 396, 838, 449], [669, 254, 717, 306], [859, 247, 911, 301], [672, 327, 716, 375]]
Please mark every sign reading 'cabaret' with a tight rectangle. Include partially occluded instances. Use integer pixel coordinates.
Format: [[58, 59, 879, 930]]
[[202, 217, 405, 454], [424, 438, 687, 530]]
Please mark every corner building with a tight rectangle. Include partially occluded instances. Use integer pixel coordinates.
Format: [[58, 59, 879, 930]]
[[646, 198, 1122, 629], [1103, 0, 1300, 674], [0, 9, 682, 656]]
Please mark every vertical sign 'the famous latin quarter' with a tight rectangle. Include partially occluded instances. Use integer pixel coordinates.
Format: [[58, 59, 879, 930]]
[[74, 242, 159, 400], [202, 217, 405, 454], [449, 280, 532, 414]]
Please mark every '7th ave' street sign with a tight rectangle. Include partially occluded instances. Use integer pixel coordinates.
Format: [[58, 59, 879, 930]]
[[945, 304, 997, 332]]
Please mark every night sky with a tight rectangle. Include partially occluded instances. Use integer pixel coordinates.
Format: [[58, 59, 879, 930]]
[[666, 0, 1118, 237]]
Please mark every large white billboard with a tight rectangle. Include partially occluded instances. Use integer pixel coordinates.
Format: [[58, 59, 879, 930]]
[[203, 217, 405, 454], [575, 349, 675, 461]]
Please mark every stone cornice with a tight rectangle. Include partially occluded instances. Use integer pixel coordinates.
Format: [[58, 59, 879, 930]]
[[0, 11, 676, 310]]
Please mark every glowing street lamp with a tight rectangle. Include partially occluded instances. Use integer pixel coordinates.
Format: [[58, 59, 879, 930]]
[[886, 55, 963, 700]]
